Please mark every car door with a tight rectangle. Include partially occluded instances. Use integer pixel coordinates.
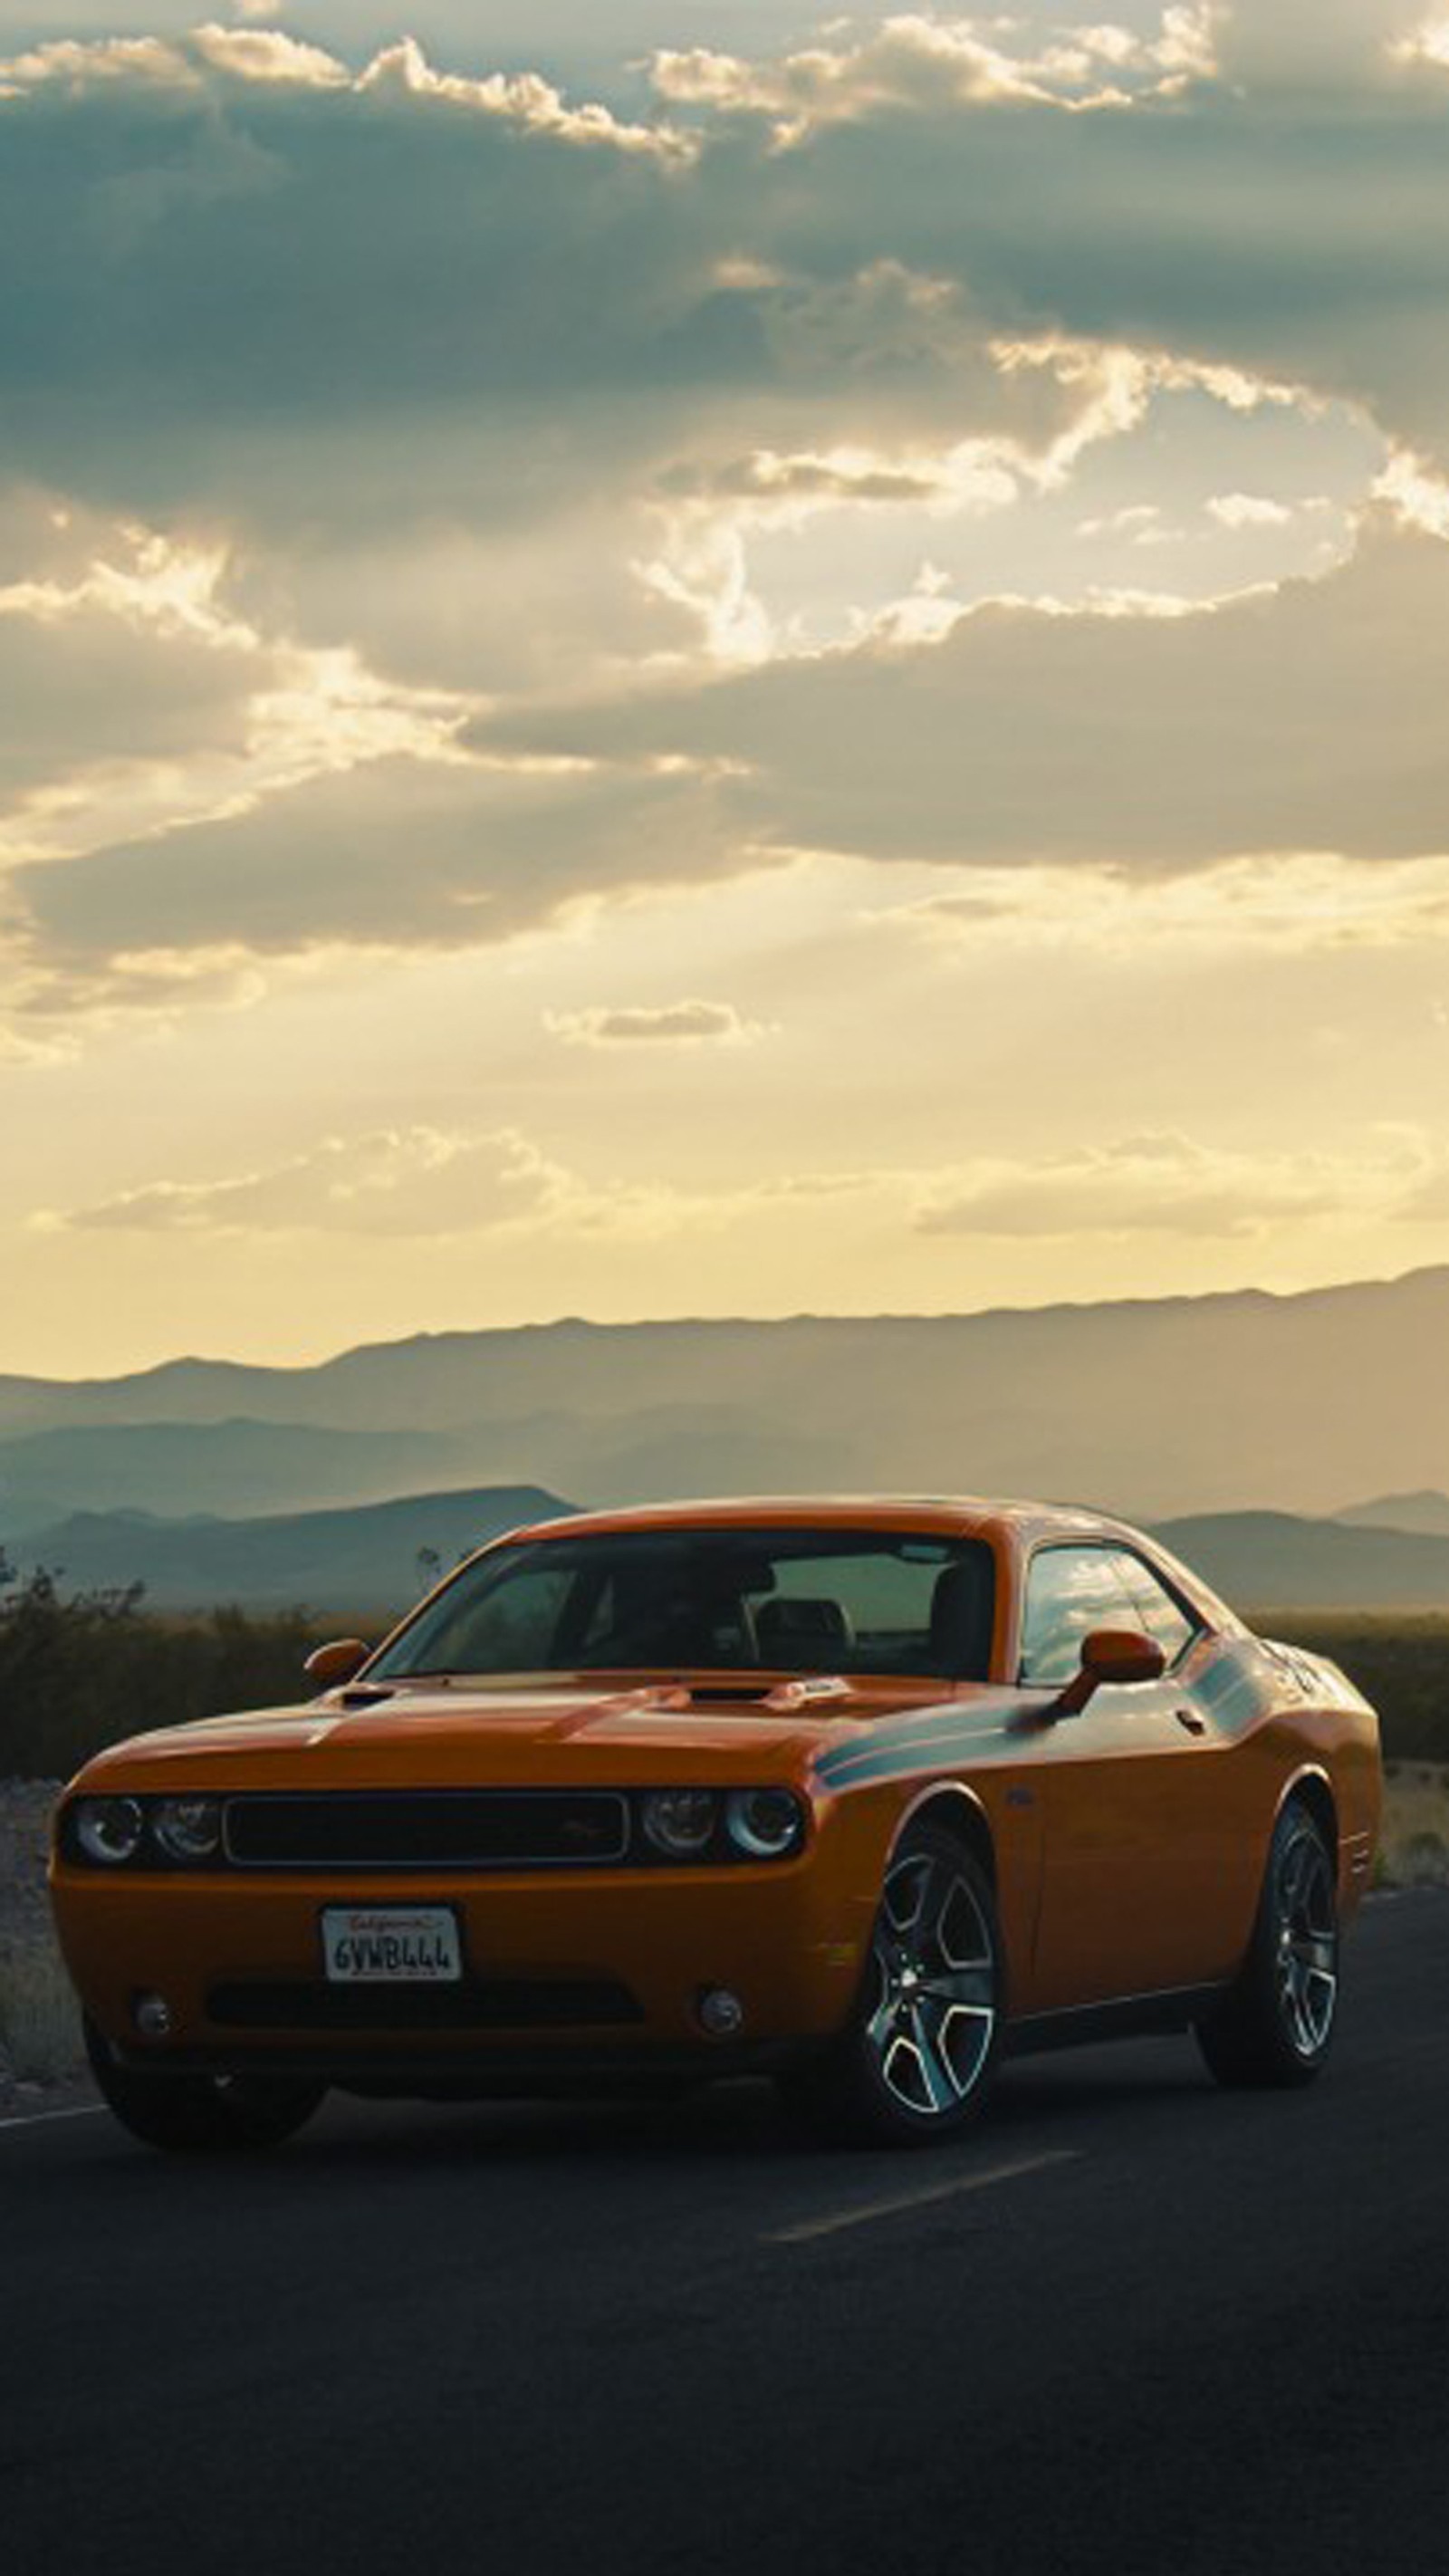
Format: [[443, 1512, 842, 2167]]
[[1021, 1543, 1246, 2012]]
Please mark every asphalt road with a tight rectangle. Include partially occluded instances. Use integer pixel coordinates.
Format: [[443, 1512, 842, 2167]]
[[4, 1891, 1447, 2576]]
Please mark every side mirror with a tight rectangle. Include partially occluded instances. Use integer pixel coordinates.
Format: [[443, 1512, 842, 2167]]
[[304, 1637, 372, 1689], [1054, 1627, 1166, 1716]]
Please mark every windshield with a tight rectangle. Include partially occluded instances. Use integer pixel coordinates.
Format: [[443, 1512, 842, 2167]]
[[372, 1527, 996, 1684]]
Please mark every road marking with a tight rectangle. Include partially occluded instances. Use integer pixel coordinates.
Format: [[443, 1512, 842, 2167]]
[[0, 2103, 104, 2136], [763, 2147, 1080, 2244]]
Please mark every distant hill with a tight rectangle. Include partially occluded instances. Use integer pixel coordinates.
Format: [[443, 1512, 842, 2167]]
[[1330, 1490, 1449, 1538], [5, 1265, 1449, 1524], [10, 1486, 574, 1615], [13, 1484, 1449, 1619], [0, 1418, 474, 1531], [1152, 1511, 1449, 1611]]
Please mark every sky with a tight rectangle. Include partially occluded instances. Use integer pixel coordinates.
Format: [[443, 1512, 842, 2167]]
[[5, 1, 1449, 1373]]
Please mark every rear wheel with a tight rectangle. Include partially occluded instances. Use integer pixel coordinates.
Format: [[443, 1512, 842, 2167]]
[[1196, 1797, 1339, 2090], [783, 1821, 1002, 2146], [84, 2020, 325, 2153]]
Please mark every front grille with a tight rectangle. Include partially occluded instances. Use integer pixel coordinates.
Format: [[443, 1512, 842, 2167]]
[[206, 1978, 643, 2032], [221, 1791, 630, 1871]]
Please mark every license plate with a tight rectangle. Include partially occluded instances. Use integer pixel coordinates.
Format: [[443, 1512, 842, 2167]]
[[321, 1905, 463, 1984]]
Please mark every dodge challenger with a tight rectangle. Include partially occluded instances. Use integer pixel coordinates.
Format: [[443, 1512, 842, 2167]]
[[50, 1496, 1382, 2151]]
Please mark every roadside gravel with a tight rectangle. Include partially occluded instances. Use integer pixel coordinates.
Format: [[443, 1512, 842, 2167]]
[[0, 1779, 90, 2115]]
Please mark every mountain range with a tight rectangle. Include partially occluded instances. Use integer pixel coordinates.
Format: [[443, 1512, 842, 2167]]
[[6, 1266, 1449, 1612], [10, 1487, 1449, 1618], [4, 1265, 1449, 1520]]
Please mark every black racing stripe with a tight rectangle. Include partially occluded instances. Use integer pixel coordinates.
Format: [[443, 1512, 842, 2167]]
[[814, 1729, 1015, 1790]]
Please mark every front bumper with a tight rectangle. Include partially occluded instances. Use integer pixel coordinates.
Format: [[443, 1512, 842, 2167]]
[[51, 1852, 876, 2077]]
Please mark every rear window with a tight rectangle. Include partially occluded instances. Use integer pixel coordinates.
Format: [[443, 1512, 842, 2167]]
[[373, 1527, 996, 1683]]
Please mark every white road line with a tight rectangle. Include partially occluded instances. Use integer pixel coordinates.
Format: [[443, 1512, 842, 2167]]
[[0, 2103, 104, 2136], [764, 2147, 1080, 2244]]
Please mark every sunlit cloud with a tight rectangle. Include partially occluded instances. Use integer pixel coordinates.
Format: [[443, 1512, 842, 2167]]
[[1389, 12, 1449, 72], [912, 1129, 1434, 1242], [877, 852, 1449, 957], [0, 512, 476, 885], [484, 515, 1449, 874], [41, 1117, 1440, 1253], [0, 24, 689, 152], [650, 6, 1219, 144], [1373, 446, 1449, 537], [545, 999, 769, 1046], [1206, 492, 1296, 529], [45, 1126, 568, 1237], [189, 25, 350, 87]]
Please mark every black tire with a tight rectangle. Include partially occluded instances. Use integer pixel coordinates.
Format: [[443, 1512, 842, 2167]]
[[1196, 1797, 1339, 2090], [782, 1821, 1003, 2147], [84, 2020, 325, 2154]]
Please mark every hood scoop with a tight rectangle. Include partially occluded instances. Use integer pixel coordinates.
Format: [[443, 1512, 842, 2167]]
[[614, 1676, 850, 1713]]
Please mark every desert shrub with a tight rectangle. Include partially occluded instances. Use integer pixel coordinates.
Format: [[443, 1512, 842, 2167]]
[[0, 1557, 324, 1780]]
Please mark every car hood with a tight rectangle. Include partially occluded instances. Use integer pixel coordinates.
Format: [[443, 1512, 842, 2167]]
[[68, 1675, 1019, 1795]]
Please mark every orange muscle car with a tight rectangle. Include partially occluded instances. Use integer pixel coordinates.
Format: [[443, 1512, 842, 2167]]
[[51, 1496, 1381, 2151]]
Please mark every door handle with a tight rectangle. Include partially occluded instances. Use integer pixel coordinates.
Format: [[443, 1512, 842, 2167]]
[[1175, 1708, 1206, 1735]]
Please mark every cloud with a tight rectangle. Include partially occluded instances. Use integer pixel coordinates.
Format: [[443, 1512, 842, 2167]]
[[913, 1129, 1427, 1240], [4, 747, 769, 1009], [1228, 1, 1427, 84], [0, 529, 271, 810], [188, 26, 351, 89], [7, 17, 1449, 1028], [42, 1115, 1434, 1252], [877, 851, 1449, 955], [545, 998, 768, 1045], [0, 502, 475, 938], [50, 1125, 567, 1236], [480, 514, 1449, 871], [13, 507, 1449, 1014], [5, 6, 1447, 570], [0, 35, 196, 93], [650, 8, 1219, 140], [1398, 14, 1449, 70], [0, 23, 684, 146], [1205, 492, 1295, 529]]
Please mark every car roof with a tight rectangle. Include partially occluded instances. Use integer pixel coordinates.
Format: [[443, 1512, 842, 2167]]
[[513, 1494, 1155, 1551], [500, 1495, 1241, 1630]]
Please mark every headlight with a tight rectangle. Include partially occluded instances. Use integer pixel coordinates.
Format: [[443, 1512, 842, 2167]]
[[73, 1797, 146, 1866], [641, 1788, 718, 1857], [725, 1788, 804, 1860], [153, 1795, 223, 1861]]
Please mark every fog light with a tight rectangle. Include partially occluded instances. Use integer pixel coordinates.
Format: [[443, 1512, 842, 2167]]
[[132, 1992, 174, 2041], [697, 1986, 744, 2038]]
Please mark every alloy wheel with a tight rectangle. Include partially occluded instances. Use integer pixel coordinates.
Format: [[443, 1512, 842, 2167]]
[[1273, 1821, 1338, 2058], [866, 1845, 997, 2118]]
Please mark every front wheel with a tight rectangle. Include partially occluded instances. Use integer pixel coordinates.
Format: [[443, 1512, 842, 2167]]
[[782, 1822, 1003, 2146], [1196, 1797, 1339, 2090], [84, 2020, 326, 2153]]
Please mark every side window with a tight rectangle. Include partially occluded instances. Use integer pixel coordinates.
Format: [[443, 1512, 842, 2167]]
[[1018, 1547, 1141, 1687], [1108, 1552, 1199, 1669]]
